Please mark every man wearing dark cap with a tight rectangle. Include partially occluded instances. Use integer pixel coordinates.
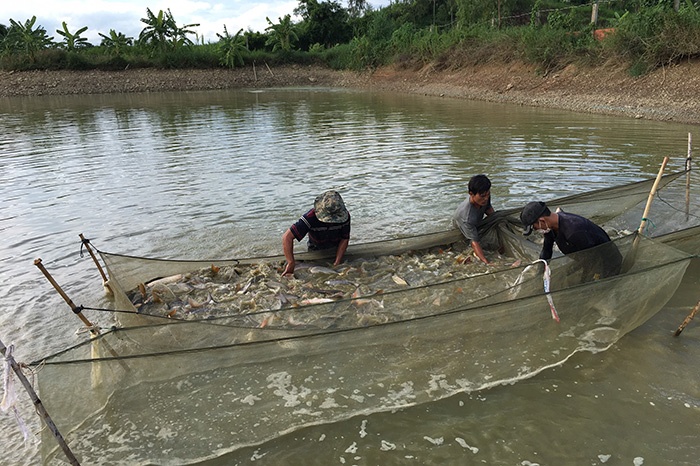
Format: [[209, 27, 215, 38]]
[[520, 201, 622, 281], [282, 190, 351, 276]]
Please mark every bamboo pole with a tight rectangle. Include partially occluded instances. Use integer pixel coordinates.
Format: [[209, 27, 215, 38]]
[[637, 156, 669, 236], [591, 1, 599, 26], [685, 132, 692, 220], [33, 259, 129, 370], [78, 234, 112, 296], [34, 259, 93, 329], [621, 157, 669, 273], [0, 338, 81, 465], [675, 299, 700, 336]]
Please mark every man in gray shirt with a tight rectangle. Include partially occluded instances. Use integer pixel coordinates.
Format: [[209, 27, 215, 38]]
[[453, 174, 495, 265]]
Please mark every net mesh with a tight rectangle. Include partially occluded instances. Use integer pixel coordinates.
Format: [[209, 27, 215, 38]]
[[35, 169, 699, 465]]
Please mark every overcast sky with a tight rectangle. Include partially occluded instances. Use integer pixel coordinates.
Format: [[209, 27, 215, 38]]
[[2, 0, 391, 44]]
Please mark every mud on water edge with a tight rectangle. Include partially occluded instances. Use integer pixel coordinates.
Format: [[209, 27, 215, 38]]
[[1, 60, 699, 126]]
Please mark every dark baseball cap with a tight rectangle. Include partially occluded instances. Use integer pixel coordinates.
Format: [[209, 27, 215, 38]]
[[520, 201, 549, 236]]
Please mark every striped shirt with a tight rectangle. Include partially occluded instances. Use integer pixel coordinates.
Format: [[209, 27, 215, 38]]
[[290, 208, 351, 251]]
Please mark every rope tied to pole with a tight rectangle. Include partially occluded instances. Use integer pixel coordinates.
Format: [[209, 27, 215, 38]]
[[79, 236, 91, 258], [77, 234, 113, 296], [640, 217, 657, 235], [71, 304, 85, 315]]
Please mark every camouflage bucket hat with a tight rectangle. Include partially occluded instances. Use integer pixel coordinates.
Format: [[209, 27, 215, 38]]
[[314, 190, 349, 223]]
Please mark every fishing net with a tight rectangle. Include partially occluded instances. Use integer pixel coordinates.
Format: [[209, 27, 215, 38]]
[[35, 169, 699, 465]]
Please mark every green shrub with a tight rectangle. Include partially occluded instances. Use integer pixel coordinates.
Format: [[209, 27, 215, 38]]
[[347, 35, 386, 69], [520, 24, 579, 73], [308, 43, 325, 54], [154, 44, 220, 68], [63, 51, 94, 70], [322, 43, 354, 69], [609, 1, 700, 73]]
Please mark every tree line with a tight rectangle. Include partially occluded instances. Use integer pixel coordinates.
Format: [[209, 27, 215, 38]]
[[1, 0, 699, 76]]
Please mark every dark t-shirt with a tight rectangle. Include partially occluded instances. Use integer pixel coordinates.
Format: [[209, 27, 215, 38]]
[[290, 208, 351, 251], [540, 212, 612, 259], [541, 211, 622, 279], [453, 198, 492, 242]]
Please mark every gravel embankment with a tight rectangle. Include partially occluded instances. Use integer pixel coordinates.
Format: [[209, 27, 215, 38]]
[[1, 61, 699, 126]]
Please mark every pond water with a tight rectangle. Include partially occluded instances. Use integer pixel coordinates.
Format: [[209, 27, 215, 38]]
[[0, 87, 698, 465]]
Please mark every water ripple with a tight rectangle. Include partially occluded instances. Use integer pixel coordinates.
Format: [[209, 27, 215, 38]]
[[0, 87, 697, 466]]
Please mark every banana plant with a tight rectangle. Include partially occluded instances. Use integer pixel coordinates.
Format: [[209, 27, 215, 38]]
[[6, 16, 53, 61], [56, 21, 91, 50], [98, 29, 133, 56], [216, 25, 247, 68], [170, 21, 200, 48], [265, 14, 298, 52], [138, 8, 172, 50], [138, 8, 199, 51]]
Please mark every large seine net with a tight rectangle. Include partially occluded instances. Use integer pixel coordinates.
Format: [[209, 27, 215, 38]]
[[35, 170, 699, 465]]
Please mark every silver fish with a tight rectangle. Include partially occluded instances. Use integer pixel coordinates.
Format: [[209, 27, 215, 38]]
[[146, 274, 184, 288], [276, 291, 299, 305], [325, 279, 356, 286], [300, 297, 337, 305], [237, 278, 254, 294], [391, 275, 409, 286], [309, 266, 338, 275]]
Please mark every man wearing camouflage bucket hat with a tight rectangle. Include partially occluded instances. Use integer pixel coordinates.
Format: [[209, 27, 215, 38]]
[[282, 190, 351, 276]]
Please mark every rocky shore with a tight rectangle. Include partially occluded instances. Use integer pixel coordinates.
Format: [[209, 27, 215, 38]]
[[1, 60, 699, 125]]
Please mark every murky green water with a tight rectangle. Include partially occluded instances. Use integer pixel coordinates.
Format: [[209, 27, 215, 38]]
[[1, 88, 698, 465]]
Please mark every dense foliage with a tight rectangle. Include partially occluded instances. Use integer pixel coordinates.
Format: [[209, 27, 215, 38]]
[[1, 0, 699, 75]]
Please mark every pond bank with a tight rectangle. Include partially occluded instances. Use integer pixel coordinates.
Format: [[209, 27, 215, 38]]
[[1, 60, 699, 125]]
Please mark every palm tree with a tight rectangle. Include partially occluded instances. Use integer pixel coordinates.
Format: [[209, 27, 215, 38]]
[[56, 22, 91, 50], [99, 29, 133, 56], [216, 26, 247, 68], [265, 15, 298, 52]]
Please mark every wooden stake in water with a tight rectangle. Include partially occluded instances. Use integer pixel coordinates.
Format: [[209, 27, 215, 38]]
[[621, 157, 669, 273], [33, 258, 129, 370], [78, 234, 112, 296], [637, 156, 669, 236], [675, 299, 700, 336], [0, 337, 81, 465], [686, 132, 693, 220], [34, 258, 94, 329]]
